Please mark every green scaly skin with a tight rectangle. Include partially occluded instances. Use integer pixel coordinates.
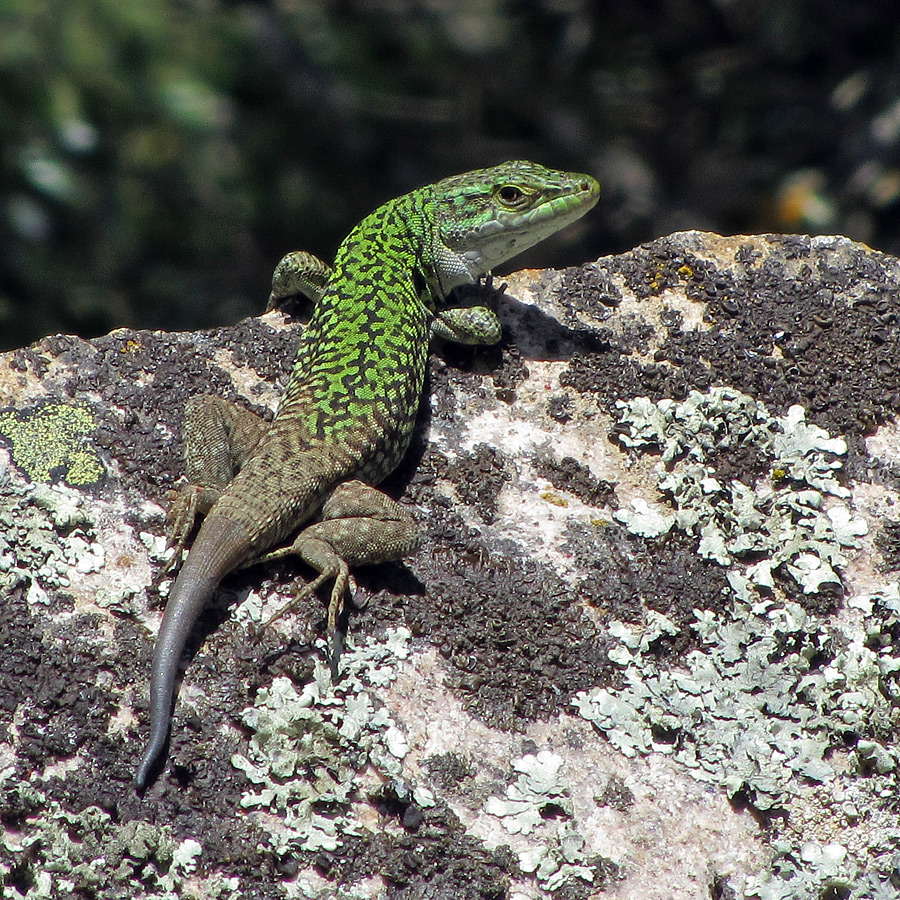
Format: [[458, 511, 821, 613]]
[[135, 161, 599, 789], [268, 250, 504, 345]]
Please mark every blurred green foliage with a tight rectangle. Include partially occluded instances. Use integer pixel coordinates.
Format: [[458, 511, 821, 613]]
[[1, 0, 899, 349]]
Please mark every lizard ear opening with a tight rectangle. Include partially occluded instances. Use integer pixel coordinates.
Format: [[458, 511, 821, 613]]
[[412, 267, 428, 299]]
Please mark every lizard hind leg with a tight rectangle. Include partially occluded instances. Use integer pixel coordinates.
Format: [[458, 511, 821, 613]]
[[254, 537, 352, 680], [162, 395, 268, 577], [256, 547, 349, 633], [255, 480, 420, 676]]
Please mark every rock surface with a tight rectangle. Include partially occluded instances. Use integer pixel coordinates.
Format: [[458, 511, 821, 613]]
[[1, 231, 899, 899]]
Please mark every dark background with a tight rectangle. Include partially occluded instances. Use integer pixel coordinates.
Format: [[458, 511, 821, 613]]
[[2, 0, 899, 350]]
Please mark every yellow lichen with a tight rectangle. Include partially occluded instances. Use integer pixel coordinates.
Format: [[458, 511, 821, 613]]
[[540, 491, 569, 508], [0, 401, 104, 485]]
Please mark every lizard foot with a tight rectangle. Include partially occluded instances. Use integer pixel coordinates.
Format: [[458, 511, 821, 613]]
[[158, 484, 201, 578], [251, 549, 352, 678]]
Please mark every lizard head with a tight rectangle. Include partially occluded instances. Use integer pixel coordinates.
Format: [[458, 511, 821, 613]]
[[428, 160, 600, 290]]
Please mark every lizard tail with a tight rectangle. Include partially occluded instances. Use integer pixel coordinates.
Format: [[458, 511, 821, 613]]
[[135, 515, 251, 790]]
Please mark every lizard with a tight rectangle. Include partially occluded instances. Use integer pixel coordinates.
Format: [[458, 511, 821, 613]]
[[134, 160, 600, 790]]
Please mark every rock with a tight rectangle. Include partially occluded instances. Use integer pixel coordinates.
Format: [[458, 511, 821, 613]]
[[1, 232, 899, 899]]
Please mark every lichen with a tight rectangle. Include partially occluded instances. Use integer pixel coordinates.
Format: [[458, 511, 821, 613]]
[[483, 750, 612, 894], [231, 627, 435, 859], [613, 388, 866, 595], [0, 466, 99, 602], [484, 750, 572, 836], [569, 388, 900, 893], [572, 578, 900, 894], [577, 380, 900, 897], [0, 780, 237, 898], [0, 401, 104, 486], [744, 841, 900, 900]]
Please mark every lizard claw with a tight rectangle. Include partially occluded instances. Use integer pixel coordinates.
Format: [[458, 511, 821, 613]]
[[258, 569, 331, 630], [248, 545, 352, 681], [325, 562, 351, 678], [479, 272, 508, 298], [329, 627, 345, 681]]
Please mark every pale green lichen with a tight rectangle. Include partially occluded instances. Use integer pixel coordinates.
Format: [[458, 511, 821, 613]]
[[744, 841, 900, 900], [613, 388, 866, 595], [580, 386, 900, 893], [0, 401, 104, 486], [232, 627, 434, 859], [574, 583, 900, 810], [0, 467, 99, 602], [518, 822, 596, 894], [484, 750, 572, 835], [0, 783, 238, 899], [483, 751, 604, 893]]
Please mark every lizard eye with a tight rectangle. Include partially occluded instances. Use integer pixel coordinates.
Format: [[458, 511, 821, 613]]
[[497, 185, 524, 205]]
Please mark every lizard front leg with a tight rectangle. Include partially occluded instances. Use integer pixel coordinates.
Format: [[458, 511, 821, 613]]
[[254, 480, 420, 673], [429, 273, 505, 346], [267, 250, 331, 311]]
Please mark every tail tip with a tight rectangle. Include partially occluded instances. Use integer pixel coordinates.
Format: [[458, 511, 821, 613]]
[[134, 740, 164, 792], [134, 758, 152, 792]]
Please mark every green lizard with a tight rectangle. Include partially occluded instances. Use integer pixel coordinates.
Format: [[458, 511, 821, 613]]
[[135, 161, 599, 789]]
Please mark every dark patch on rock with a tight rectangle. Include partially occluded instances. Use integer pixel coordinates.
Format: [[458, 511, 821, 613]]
[[0, 776, 44, 830], [533, 454, 618, 509], [564, 521, 732, 661], [596, 774, 635, 811], [360, 485, 615, 730], [869, 453, 900, 497], [711, 873, 740, 900], [547, 392, 573, 422], [876, 520, 900, 572], [8, 602, 116, 780], [556, 263, 622, 322], [611, 313, 659, 357], [422, 753, 478, 794], [8, 345, 52, 379], [424, 357, 459, 423], [561, 346, 697, 407], [583, 857, 625, 895], [224, 317, 301, 384], [490, 343, 529, 404], [331, 803, 515, 900], [430, 444, 511, 525], [771, 567, 844, 618], [705, 441, 771, 486], [0, 588, 42, 734]]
